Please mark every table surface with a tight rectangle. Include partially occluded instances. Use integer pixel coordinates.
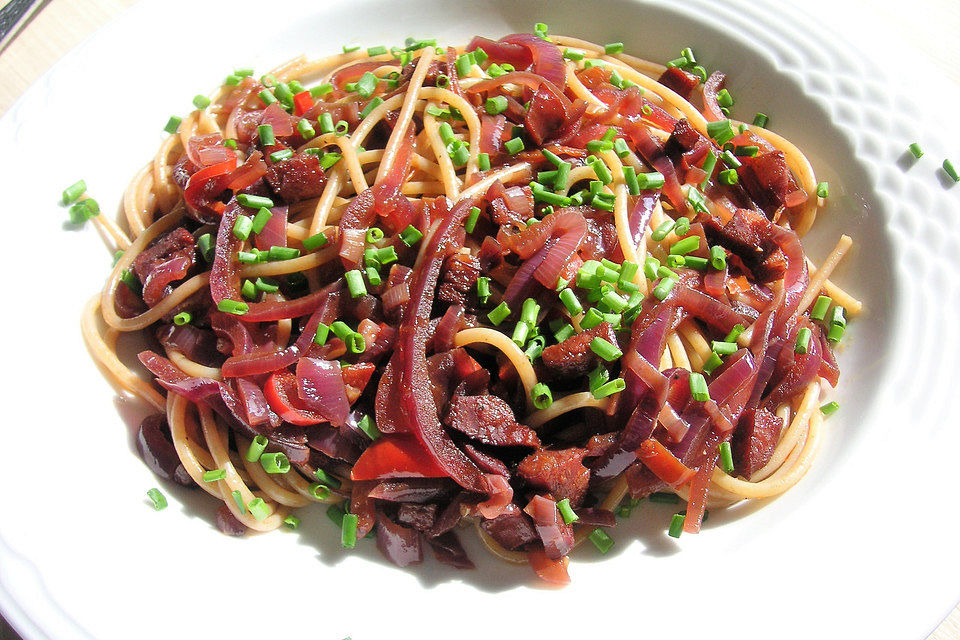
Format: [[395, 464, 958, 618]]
[[0, 1, 958, 639]]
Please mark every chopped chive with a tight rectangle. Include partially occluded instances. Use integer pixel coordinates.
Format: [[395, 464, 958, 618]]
[[487, 301, 511, 326], [283, 515, 301, 529], [531, 382, 553, 410], [345, 332, 366, 354], [170, 311, 192, 326], [345, 269, 367, 298], [342, 44, 361, 53], [448, 141, 470, 166], [483, 95, 509, 115], [307, 320, 329, 346], [269, 148, 293, 163], [604, 42, 624, 54], [810, 295, 832, 321], [706, 119, 735, 145], [232, 215, 253, 240], [689, 372, 710, 401], [716, 88, 734, 108], [794, 327, 812, 354], [652, 277, 677, 301], [590, 337, 622, 362], [590, 158, 613, 184], [341, 513, 359, 548], [820, 401, 840, 416], [367, 45, 388, 56], [734, 145, 759, 157], [62, 180, 87, 205], [559, 288, 583, 316], [248, 498, 271, 521], [520, 297, 540, 326], [303, 232, 329, 251], [908, 142, 923, 159], [643, 256, 661, 281], [752, 112, 769, 127], [356, 71, 378, 99], [710, 245, 726, 270], [245, 435, 269, 462], [308, 483, 331, 501], [524, 335, 546, 362], [668, 513, 685, 538], [702, 352, 724, 376], [192, 94, 211, 109], [314, 468, 341, 489], [563, 48, 585, 61], [365, 227, 384, 244], [147, 488, 167, 511], [511, 321, 530, 347], [310, 83, 333, 97], [593, 377, 625, 399], [719, 442, 735, 474], [246, 209, 272, 236], [258, 89, 277, 106], [816, 181, 830, 198], [257, 124, 275, 146], [226, 492, 252, 522], [721, 150, 742, 168], [557, 498, 579, 524], [505, 137, 525, 155], [376, 246, 398, 265], [454, 53, 473, 77], [588, 527, 614, 553], [579, 308, 604, 330], [669, 235, 700, 256], [267, 246, 300, 260], [241, 279, 257, 300], [217, 299, 248, 315], [553, 322, 575, 342], [163, 116, 182, 134], [719, 168, 739, 185], [476, 277, 491, 304], [711, 340, 738, 355], [651, 219, 676, 242], [613, 138, 631, 159], [330, 321, 353, 340], [203, 469, 227, 482], [357, 414, 380, 440], [724, 324, 746, 343], [944, 159, 960, 182], [237, 193, 274, 209], [478, 152, 491, 170], [359, 96, 383, 119], [296, 118, 316, 139], [260, 452, 290, 474], [397, 225, 421, 246]]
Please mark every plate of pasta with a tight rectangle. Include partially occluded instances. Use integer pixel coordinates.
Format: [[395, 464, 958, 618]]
[[1, 0, 959, 639]]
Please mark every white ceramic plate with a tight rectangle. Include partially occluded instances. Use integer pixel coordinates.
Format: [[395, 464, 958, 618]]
[[2, 1, 959, 638]]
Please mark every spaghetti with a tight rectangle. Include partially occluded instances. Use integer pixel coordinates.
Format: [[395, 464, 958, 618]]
[[78, 27, 860, 584]]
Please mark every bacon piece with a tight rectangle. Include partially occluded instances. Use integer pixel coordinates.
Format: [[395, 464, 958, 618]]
[[444, 395, 540, 447], [437, 253, 481, 305], [131, 228, 197, 306], [737, 151, 807, 217], [264, 151, 327, 203], [540, 321, 619, 379], [479, 503, 538, 550], [516, 447, 590, 507], [658, 66, 700, 99]]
